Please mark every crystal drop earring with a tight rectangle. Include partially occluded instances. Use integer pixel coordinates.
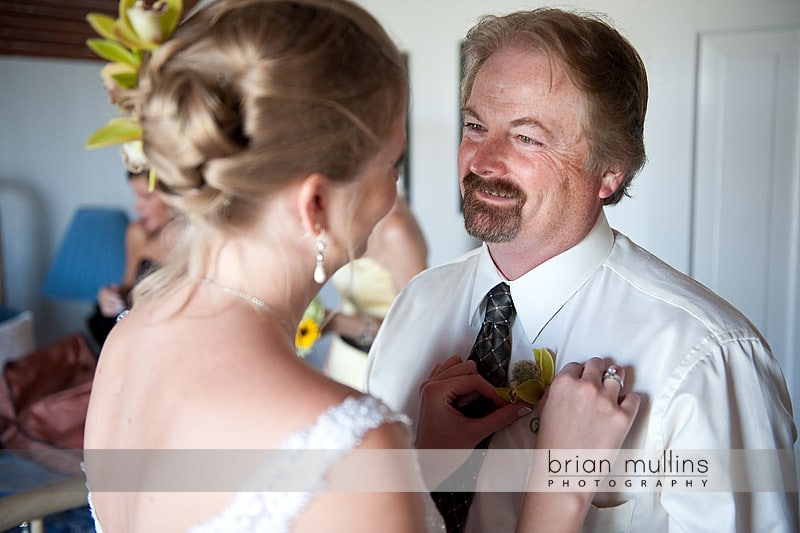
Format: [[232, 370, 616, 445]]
[[313, 228, 327, 284]]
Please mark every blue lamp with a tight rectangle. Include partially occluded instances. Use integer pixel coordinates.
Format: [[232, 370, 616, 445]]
[[42, 207, 129, 301]]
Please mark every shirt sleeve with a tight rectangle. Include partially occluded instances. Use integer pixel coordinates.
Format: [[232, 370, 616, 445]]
[[364, 280, 436, 423], [655, 333, 798, 532]]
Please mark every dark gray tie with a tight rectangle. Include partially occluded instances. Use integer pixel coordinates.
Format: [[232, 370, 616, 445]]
[[469, 282, 514, 386], [432, 282, 516, 533]]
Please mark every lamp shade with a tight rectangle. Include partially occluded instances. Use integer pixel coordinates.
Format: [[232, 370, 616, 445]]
[[42, 207, 129, 301]]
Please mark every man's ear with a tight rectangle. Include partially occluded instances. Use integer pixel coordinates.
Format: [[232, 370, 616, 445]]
[[297, 172, 329, 234], [599, 169, 625, 200]]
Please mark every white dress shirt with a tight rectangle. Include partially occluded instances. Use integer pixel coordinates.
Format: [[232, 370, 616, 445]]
[[365, 212, 798, 533]]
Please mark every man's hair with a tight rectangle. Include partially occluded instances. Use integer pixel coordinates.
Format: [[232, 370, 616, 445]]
[[461, 8, 648, 204]]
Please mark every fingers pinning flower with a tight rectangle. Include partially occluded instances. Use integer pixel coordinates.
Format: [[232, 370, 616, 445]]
[[496, 347, 555, 405]]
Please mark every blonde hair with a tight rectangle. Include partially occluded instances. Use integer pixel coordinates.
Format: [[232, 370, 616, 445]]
[[132, 0, 408, 299]]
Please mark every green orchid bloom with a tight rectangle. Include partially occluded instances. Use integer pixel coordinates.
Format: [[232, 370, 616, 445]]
[[87, 0, 183, 52], [84, 0, 184, 174], [496, 347, 556, 405], [124, 0, 184, 48], [100, 62, 139, 97], [85, 117, 142, 149]]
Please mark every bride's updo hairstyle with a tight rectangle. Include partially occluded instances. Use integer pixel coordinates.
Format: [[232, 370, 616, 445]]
[[132, 0, 408, 295]]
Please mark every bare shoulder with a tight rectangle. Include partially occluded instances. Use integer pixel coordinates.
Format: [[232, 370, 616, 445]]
[[369, 200, 426, 260], [187, 313, 411, 446], [89, 290, 410, 451], [380, 201, 425, 242], [125, 220, 148, 247], [124, 220, 149, 266], [87, 302, 426, 531]]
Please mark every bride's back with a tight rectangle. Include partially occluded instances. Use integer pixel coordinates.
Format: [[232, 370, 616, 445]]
[[84, 286, 424, 532]]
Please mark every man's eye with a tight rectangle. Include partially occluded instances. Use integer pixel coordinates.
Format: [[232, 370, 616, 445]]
[[518, 135, 542, 146], [463, 122, 484, 131]]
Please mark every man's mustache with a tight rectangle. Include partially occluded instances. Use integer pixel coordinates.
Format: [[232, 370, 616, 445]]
[[462, 172, 524, 200]]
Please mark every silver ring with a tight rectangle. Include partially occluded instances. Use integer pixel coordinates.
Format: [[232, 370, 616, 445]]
[[602, 366, 624, 389]]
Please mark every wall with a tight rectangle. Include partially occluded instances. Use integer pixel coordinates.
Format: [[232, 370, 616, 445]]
[[1, 0, 798, 347], [0, 57, 134, 345]]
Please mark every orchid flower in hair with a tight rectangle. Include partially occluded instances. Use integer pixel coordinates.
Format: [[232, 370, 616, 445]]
[[84, 0, 183, 179]]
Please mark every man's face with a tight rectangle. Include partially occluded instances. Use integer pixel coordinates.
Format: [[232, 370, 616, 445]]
[[458, 45, 617, 263]]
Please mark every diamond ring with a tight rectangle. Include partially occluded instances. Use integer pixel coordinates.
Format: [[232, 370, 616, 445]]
[[602, 366, 624, 389]]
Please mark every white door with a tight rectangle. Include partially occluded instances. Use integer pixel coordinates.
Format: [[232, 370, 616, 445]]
[[691, 28, 800, 456]]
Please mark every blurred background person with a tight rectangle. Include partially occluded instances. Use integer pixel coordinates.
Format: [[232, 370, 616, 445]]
[[323, 194, 427, 389], [87, 169, 174, 347]]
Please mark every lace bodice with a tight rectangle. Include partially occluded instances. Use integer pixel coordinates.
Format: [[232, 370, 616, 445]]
[[189, 394, 408, 532], [89, 394, 443, 532]]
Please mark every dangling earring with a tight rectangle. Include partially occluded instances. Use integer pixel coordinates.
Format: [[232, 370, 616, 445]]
[[313, 227, 327, 284]]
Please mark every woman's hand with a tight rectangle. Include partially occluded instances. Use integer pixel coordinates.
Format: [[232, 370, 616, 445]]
[[415, 356, 531, 450], [535, 357, 640, 451], [97, 284, 127, 317], [516, 357, 640, 533], [414, 356, 532, 490]]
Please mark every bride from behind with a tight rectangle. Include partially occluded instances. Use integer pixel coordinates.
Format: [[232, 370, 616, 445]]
[[83, 1, 639, 532]]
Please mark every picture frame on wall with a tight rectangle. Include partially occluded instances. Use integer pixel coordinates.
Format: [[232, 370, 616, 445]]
[[400, 52, 411, 202], [457, 41, 467, 211]]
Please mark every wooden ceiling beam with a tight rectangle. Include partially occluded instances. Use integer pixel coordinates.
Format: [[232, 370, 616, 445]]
[[0, 0, 198, 61]]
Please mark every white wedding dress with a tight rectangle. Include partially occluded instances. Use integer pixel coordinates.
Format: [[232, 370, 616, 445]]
[[88, 394, 444, 532]]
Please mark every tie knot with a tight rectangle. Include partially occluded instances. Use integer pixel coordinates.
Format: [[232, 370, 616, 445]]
[[485, 282, 514, 324]]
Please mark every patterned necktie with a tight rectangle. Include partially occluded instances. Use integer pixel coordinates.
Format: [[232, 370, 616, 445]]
[[468, 282, 515, 387], [432, 282, 516, 533]]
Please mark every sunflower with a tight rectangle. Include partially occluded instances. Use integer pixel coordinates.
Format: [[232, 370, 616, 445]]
[[295, 319, 321, 354], [295, 297, 325, 357]]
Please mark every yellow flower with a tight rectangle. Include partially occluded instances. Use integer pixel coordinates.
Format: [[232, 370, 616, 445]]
[[295, 297, 325, 357], [295, 318, 320, 354], [496, 347, 556, 405]]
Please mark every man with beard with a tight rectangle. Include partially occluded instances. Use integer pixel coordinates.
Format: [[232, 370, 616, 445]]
[[365, 7, 797, 533]]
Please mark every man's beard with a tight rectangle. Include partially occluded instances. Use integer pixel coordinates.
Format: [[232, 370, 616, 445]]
[[461, 172, 525, 242]]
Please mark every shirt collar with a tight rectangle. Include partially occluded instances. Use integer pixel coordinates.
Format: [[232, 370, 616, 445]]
[[471, 212, 614, 342]]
